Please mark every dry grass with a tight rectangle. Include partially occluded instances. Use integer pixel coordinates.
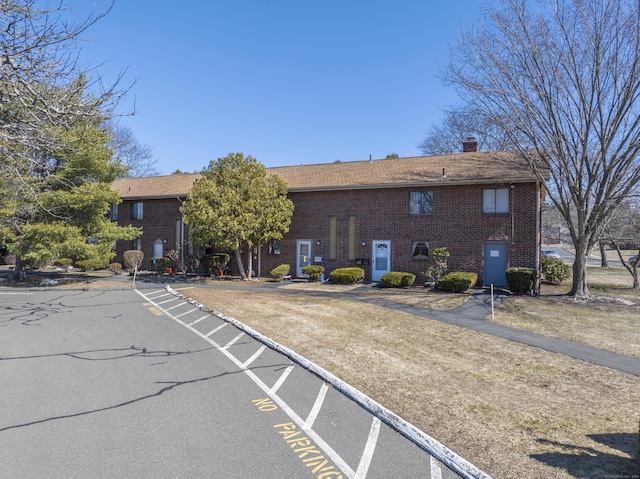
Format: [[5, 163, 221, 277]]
[[185, 279, 640, 479], [493, 268, 640, 359]]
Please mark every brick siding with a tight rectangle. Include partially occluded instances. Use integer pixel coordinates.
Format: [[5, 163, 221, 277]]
[[261, 182, 541, 283]]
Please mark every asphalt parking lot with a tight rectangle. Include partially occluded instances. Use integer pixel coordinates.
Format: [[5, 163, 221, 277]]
[[0, 287, 486, 479]]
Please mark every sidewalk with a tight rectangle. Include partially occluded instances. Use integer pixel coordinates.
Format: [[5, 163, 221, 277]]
[[353, 288, 640, 377]]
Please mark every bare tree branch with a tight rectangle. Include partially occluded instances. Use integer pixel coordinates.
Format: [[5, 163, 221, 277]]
[[446, 0, 640, 298]]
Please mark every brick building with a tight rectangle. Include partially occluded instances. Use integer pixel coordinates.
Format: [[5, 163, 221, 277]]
[[111, 146, 547, 288]]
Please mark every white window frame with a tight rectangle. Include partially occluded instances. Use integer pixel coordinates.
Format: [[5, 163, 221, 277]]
[[409, 191, 433, 216], [131, 201, 144, 220], [412, 241, 430, 258], [483, 188, 509, 213]]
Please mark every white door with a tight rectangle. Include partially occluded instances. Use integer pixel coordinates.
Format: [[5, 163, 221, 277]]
[[372, 240, 391, 282], [153, 239, 164, 259], [296, 240, 312, 277]]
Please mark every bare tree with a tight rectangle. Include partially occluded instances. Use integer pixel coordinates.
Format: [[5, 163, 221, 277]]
[[107, 122, 159, 177], [0, 1, 124, 170], [446, 0, 640, 299], [418, 105, 514, 155]]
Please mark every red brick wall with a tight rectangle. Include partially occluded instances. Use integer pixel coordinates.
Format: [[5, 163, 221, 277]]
[[114, 198, 185, 269], [261, 182, 541, 283], [115, 182, 542, 282]]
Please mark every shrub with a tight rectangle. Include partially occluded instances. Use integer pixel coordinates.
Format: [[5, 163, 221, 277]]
[[123, 250, 144, 270], [301, 265, 324, 281], [329, 267, 365, 284], [506, 267, 536, 294], [270, 264, 290, 280], [380, 271, 416, 288], [421, 247, 450, 283], [541, 256, 571, 284], [108, 263, 123, 274], [2, 253, 16, 266], [435, 272, 478, 292], [53, 258, 73, 268], [200, 253, 231, 275], [75, 259, 108, 271], [152, 257, 170, 274]]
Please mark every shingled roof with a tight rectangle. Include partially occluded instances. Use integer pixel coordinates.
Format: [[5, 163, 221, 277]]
[[111, 150, 543, 199]]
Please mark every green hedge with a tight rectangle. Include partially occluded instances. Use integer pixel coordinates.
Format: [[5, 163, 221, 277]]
[[380, 271, 416, 288], [302, 265, 324, 281], [541, 256, 570, 284], [506, 267, 535, 294], [329, 267, 365, 284], [152, 257, 170, 273], [435, 272, 478, 292], [200, 253, 230, 274], [270, 264, 290, 280], [75, 259, 108, 271]]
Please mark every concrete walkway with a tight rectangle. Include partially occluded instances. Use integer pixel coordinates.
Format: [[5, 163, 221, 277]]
[[353, 288, 640, 377]]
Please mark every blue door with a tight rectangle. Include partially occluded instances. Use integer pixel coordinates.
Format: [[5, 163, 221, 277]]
[[483, 242, 507, 287]]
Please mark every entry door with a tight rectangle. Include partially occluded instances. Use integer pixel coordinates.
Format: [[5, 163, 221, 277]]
[[153, 239, 164, 259], [296, 240, 312, 277], [484, 242, 507, 287], [372, 240, 391, 282]]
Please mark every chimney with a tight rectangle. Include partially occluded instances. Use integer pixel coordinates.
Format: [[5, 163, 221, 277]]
[[462, 137, 478, 152]]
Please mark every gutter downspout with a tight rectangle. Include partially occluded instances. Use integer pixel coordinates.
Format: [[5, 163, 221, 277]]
[[177, 196, 184, 271]]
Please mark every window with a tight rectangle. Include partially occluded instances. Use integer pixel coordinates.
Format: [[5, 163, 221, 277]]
[[483, 188, 509, 213], [108, 204, 118, 221], [268, 239, 281, 255], [131, 201, 143, 220], [412, 241, 430, 258], [132, 238, 142, 251], [347, 215, 356, 260], [328, 216, 337, 260], [409, 191, 433, 215]]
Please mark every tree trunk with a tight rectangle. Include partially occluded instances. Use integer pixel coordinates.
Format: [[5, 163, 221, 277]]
[[599, 242, 608, 268], [246, 243, 253, 280], [234, 241, 247, 280], [569, 242, 591, 299], [12, 256, 28, 282]]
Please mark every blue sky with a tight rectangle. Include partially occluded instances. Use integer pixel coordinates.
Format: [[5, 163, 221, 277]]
[[72, 1, 485, 174]]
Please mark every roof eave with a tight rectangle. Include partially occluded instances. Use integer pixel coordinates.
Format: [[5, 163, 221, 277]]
[[287, 177, 542, 193]]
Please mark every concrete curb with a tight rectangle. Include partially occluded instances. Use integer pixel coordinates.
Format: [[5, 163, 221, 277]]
[[165, 285, 494, 479]]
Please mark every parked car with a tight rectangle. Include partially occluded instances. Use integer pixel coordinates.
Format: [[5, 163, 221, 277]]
[[542, 250, 561, 259], [630, 255, 638, 263]]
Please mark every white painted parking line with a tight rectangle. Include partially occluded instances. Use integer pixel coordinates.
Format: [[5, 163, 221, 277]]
[[156, 297, 181, 305], [304, 382, 329, 429], [354, 418, 380, 479], [222, 332, 245, 350], [205, 323, 226, 337], [175, 307, 199, 318], [431, 457, 443, 479], [269, 365, 294, 395], [145, 290, 170, 298], [135, 288, 355, 479], [187, 315, 210, 327], [164, 301, 187, 311], [137, 286, 494, 479], [243, 345, 267, 368]]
